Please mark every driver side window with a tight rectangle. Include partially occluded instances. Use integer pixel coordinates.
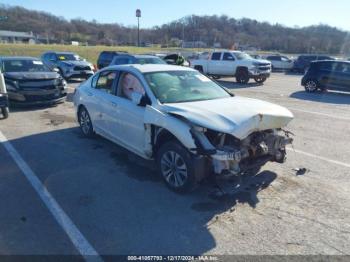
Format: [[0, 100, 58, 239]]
[[117, 72, 145, 100], [223, 52, 235, 61]]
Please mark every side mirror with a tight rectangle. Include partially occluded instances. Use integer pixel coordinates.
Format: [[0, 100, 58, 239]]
[[52, 67, 60, 73], [131, 92, 143, 105]]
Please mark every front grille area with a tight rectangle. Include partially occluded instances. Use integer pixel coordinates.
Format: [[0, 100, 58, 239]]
[[18, 79, 59, 90], [24, 93, 60, 102], [258, 64, 271, 71], [74, 66, 91, 71]]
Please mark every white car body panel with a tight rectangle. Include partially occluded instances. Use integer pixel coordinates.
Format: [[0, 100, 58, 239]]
[[74, 64, 293, 164], [160, 96, 293, 140]]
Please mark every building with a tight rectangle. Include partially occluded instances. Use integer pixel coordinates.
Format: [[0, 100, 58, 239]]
[[0, 30, 36, 44]]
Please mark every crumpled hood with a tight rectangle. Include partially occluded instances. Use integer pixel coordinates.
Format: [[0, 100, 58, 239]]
[[161, 96, 293, 139], [4, 72, 60, 80], [59, 60, 92, 67]]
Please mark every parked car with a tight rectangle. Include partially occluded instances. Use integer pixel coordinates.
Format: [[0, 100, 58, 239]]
[[1, 57, 67, 106], [301, 60, 350, 92], [97, 51, 128, 69], [74, 64, 293, 192], [265, 55, 294, 70], [190, 51, 271, 84], [110, 54, 166, 66], [0, 68, 9, 119], [292, 55, 334, 73], [41, 51, 94, 80]]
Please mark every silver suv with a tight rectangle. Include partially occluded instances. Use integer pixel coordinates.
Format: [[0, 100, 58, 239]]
[[41, 52, 94, 80]]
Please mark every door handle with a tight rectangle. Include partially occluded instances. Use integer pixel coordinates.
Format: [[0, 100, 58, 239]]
[[87, 92, 93, 96], [110, 101, 118, 107]]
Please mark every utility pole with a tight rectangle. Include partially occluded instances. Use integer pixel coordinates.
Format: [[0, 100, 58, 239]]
[[136, 9, 141, 47]]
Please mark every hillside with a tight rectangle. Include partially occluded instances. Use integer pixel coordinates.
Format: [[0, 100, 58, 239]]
[[0, 4, 350, 54]]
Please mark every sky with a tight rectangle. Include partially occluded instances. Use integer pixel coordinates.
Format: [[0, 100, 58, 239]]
[[1, 0, 350, 31]]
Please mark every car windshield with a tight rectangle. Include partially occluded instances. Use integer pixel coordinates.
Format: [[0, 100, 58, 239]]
[[135, 57, 166, 65], [2, 59, 49, 73], [144, 70, 231, 103], [57, 53, 81, 61], [233, 52, 253, 60]]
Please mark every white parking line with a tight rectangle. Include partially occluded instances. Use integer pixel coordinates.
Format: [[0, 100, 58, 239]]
[[286, 147, 350, 168], [289, 108, 350, 121], [0, 131, 102, 261]]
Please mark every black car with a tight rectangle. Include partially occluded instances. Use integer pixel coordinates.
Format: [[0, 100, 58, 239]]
[[97, 51, 128, 69], [109, 54, 166, 66], [1, 57, 67, 105], [301, 60, 350, 92], [293, 55, 334, 73], [0, 72, 9, 119]]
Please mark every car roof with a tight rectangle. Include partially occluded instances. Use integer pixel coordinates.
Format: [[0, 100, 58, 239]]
[[312, 60, 350, 64], [115, 54, 160, 59], [0, 56, 40, 61], [104, 64, 196, 73], [134, 55, 161, 59]]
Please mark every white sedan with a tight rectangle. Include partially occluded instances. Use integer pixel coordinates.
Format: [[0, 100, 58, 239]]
[[265, 55, 294, 70], [74, 64, 294, 192]]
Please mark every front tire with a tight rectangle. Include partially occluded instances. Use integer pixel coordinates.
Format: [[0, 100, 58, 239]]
[[1, 107, 9, 119], [254, 76, 267, 84], [78, 106, 94, 137], [236, 69, 249, 84], [156, 141, 197, 193], [304, 80, 318, 93]]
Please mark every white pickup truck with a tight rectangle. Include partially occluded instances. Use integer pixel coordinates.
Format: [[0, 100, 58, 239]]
[[190, 51, 272, 84]]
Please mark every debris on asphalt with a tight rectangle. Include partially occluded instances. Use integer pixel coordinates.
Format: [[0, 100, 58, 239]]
[[293, 167, 309, 176]]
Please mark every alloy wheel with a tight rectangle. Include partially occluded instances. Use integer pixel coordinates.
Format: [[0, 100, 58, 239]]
[[80, 110, 91, 135], [305, 80, 317, 92], [160, 151, 188, 188]]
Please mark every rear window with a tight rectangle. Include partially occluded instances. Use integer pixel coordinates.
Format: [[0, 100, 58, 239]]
[[318, 62, 333, 71], [302, 56, 317, 61], [100, 52, 114, 60]]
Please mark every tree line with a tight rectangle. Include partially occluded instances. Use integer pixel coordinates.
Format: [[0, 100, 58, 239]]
[[1, 4, 349, 54]]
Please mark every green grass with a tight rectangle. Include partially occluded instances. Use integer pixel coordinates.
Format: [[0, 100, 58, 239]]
[[0, 43, 207, 64]]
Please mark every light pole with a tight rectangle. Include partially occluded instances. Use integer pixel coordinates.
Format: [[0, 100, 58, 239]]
[[136, 9, 141, 47]]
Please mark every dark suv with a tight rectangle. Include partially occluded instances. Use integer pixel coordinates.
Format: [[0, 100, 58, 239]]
[[301, 60, 350, 92], [97, 51, 128, 69], [293, 55, 334, 73]]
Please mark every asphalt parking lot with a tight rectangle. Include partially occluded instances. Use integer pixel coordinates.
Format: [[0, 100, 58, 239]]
[[0, 73, 349, 257]]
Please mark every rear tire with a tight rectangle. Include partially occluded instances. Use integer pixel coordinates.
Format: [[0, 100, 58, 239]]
[[236, 69, 249, 84], [78, 106, 94, 137], [156, 141, 197, 193], [1, 107, 9, 119], [304, 80, 318, 93]]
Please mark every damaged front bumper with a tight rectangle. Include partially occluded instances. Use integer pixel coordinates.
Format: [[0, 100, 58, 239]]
[[192, 128, 293, 176]]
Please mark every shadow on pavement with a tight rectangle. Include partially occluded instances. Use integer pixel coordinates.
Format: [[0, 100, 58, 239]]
[[290, 90, 350, 105], [218, 79, 263, 90], [4, 127, 278, 254]]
